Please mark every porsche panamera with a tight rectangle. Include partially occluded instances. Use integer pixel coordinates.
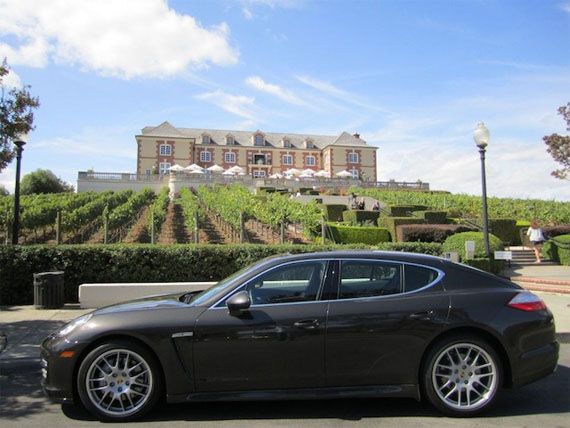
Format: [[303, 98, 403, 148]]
[[41, 251, 559, 421]]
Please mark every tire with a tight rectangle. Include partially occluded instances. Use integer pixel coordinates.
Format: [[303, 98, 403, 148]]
[[77, 339, 163, 421], [422, 334, 502, 417]]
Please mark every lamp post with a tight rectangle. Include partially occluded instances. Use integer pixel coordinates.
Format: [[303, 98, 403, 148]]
[[11, 132, 28, 245], [473, 122, 491, 258]]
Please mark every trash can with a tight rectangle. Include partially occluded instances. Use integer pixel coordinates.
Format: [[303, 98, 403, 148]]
[[34, 271, 65, 309]]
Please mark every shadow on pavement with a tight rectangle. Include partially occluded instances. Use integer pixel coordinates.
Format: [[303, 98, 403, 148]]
[[60, 364, 570, 423], [0, 371, 51, 420], [0, 320, 66, 360]]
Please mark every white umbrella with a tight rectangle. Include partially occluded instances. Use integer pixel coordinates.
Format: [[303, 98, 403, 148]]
[[336, 170, 353, 178], [301, 169, 315, 176], [185, 163, 203, 171], [284, 168, 301, 176], [314, 170, 330, 178], [299, 173, 315, 179], [188, 169, 205, 174], [227, 165, 245, 174], [207, 164, 224, 173], [169, 164, 184, 172], [222, 170, 235, 176]]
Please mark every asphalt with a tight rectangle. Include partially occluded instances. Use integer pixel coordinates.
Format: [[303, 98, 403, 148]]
[[1, 262, 569, 373]]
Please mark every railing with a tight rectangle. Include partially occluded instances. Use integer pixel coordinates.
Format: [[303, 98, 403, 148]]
[[78, 172, 167, 182]]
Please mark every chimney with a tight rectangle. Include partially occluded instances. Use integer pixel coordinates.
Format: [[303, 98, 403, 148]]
[[353, 132, 360, 139]]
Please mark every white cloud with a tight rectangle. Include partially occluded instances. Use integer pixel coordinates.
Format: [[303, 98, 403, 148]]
[[561, 2, 570, 14], [242, 8, 254, 20], [0, 167, 15, 193], [0, 0, 239, 78], [195, 90, 257, 121], [1, 68, 22, 88], [246, 75, 307, 106]]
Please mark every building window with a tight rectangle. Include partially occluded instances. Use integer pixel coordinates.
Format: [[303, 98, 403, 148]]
[[200, 151, 212, 162], [159, 144, 171, 156], [348, 152, 359, 163], [282, 154, 293, 165], [159, 162, 171, 174], [305, 155, 316, 166], [282, 139, 291, 148], [202, 135, 210, 144], [226, 135, 234, 145], [253, 170, 266, 178], [254, 134, 264, 146], [350, 168, 359, 179], [305, 139, 314, 149], [224, 152, 236, 163]]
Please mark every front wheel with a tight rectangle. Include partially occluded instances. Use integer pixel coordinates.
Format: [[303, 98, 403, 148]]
[[77, 340, 162, 421], [423, 335, 502, 417]]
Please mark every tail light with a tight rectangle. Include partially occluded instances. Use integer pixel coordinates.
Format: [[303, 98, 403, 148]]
[[507, 292, 547, 312]]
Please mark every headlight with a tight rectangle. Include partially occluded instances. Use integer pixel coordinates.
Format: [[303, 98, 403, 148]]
[[58, 314, 93, 337]]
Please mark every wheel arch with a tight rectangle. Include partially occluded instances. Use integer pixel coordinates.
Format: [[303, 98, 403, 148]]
[[419, 326, 513, 393]]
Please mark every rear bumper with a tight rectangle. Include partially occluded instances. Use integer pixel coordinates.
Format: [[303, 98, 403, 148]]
[[511, 341, 559, 388]]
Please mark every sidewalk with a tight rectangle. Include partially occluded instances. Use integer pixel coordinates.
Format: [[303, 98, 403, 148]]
[[1, 293, 569, 374], [506, 263, 570, 294]]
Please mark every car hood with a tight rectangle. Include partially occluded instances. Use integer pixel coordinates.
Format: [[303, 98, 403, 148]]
[[92, 292, 200, 316]]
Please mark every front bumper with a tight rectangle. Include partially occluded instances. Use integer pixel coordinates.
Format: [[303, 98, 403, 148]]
[[511, 340, 559, 388]]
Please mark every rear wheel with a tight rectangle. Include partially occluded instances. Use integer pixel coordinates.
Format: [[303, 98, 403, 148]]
[[423, 335, 502, 416], [77, 340, 162, 421]]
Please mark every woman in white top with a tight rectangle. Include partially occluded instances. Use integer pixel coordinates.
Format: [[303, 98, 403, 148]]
[[527, 220, 545, 263]]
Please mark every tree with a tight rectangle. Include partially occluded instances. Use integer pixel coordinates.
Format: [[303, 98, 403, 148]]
[[0, 59, 40, 172], [543, 103, 570, 180], [20, 169, 74, 195], [0, 184, 8, 196]]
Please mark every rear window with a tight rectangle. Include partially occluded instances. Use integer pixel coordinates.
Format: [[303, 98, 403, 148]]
[[404, 265, 438, 292]]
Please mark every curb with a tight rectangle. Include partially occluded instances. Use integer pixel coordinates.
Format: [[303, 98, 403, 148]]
[[514, 276, 570, 286], [516, 282, 570, 295]]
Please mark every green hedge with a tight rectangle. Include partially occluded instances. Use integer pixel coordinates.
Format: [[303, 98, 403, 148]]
[[327, 223, 391, 244], [413, 210, 448, 224], [378, 217, 426, 242], [515, 220, 531, 245], [0, 243, 444, 306], [387, 205, 429, 217], [442, 232, 504, 260], [464, 258, 505, 274], [323, 204, 347, 222], [543, 235, 570, 265], [397, 224, 476, 243], [342, 210, 381, 226]]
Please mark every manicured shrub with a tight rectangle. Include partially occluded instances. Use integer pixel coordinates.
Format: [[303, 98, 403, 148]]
[[342, 210, 381, 226], [378, 217, 426, 242], [412, 210, 448, 224], [0, 242, 443, 305], [327, 223, 391, 244], [543, 234, 570, 265], [323, 204, 347, 222], [515, 220, 531, 245], [464, 258, 505, 274], [397, 224, 476, 243], [442, 232, 504, 260], [464, 218, 517, 245], [387, 205, 429, 217]]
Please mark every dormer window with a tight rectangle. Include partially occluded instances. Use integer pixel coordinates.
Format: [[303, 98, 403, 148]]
[[254, 134, 264, 146], [282, 138, 291, 148], [304, 139, 314, 149], [202, 134, 211, 144], [226, 135, 235, 145]]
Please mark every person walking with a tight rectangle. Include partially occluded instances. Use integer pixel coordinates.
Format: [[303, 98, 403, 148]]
[[526, 221, 546, 263]]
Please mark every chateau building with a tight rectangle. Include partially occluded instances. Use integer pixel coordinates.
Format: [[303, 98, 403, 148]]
[[136, 122, 378, 181]]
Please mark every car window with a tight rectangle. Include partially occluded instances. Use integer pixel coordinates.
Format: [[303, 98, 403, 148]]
[[404, 264, 438, 292], [246, 261, 327, 305], [339, 260, 402, 299]]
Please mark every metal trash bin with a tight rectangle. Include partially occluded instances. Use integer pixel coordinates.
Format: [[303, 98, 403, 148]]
[[34, 271, 65, 309]]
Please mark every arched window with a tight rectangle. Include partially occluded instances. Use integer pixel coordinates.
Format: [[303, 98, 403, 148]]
[[254, 134, 264, 146], [226, 135, 234, 145], [202, 134, 211, 144]]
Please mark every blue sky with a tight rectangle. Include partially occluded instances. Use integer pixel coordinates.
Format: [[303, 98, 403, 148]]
[[1, 0, 569, 200]]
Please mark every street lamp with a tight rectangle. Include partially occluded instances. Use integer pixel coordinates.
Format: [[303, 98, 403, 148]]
[[11, 131, 28, 245], [473, 121, 491, 258]]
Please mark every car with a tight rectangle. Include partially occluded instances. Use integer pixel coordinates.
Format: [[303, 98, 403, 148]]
[[41, 250, 559, 421]]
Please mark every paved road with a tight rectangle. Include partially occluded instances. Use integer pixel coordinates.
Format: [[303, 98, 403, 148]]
[[1, 345, 568, 428]]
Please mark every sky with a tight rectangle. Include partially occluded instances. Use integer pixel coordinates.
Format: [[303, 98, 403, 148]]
[[0, 0, 569, 200]]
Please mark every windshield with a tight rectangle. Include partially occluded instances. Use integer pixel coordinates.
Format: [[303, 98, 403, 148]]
[[186, 264, 255, 306]]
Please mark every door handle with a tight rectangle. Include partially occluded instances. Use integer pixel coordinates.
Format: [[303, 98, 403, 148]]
[[408, 310, 435, 321], [294, 319, 320, 329]]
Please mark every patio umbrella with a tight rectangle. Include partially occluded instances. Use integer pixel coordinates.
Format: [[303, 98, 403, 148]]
[[222, 170, 235, 176], [188, 169, 205, 174], [314, 170, 331, 178], [169, 164, 184, 172], [284, 168, 301, 176], [336, 170, 353, 178], [185, 163, 203, 171], [299, 173, 315, 179], [207, 164, 224, 173], [301, 169, 315, 176], [227, 165, 245, 174]]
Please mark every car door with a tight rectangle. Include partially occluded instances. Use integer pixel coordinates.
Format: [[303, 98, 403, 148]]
[[325, 258, 449, 387], [193, 260, 331, 392]]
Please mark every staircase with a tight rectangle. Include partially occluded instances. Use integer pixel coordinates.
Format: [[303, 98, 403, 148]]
[[509, 247, 558, 266]]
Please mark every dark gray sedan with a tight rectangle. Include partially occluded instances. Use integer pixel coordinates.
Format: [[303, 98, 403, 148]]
[[41, 251, 559, 421]]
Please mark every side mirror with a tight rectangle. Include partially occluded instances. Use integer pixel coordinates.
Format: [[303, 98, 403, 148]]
[[226, 290, 251, 316]]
